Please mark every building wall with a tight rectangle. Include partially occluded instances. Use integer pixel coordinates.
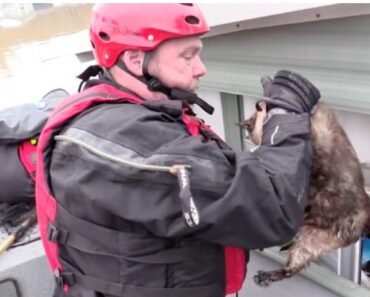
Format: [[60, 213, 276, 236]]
[[198, 3, 328, 27], [335, 109, 370, 166], [194, 89, 225, 140]]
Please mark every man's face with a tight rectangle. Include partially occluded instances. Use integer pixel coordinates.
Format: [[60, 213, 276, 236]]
[[148, 35, 207, 92]]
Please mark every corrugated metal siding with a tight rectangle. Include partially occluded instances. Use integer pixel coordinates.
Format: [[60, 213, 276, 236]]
[[200, 14, 370, 114]]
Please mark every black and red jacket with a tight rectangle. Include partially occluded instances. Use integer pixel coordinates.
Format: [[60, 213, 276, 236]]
[[36, 81, 312, 297]]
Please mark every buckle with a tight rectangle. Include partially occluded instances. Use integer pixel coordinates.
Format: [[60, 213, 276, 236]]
[[54, 269, 64, 287], [54, 269, 74, 288], [47, 223, 59, 242]]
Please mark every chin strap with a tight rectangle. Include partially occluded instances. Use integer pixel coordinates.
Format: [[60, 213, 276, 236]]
[[77, 56, 215, 115], [147, 79, 214, 115], [122, 52, 214, 114]]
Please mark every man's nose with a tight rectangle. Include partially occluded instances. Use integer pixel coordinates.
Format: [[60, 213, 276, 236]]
[[193, 56, 207, 78]]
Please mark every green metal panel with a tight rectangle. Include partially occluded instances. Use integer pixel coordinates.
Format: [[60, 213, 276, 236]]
[[220, 93, 244, 150], [200, 15, 370, 114]]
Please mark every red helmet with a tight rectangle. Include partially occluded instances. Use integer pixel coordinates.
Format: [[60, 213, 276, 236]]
[[89, 3, 210, 68]]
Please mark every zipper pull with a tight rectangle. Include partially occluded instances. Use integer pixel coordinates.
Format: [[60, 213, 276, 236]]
[[170, 165, 200, 228]]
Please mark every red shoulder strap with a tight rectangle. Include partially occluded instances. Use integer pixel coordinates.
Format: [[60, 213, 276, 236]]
[[46, 84, 142, 132], [19, 138, 38, 181]]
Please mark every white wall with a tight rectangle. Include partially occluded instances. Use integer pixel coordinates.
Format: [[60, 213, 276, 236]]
[[242, 95, 259, 150], [242, 95, 258, 119], [194, 88, 225, 140], [334, 109, 370, 164]]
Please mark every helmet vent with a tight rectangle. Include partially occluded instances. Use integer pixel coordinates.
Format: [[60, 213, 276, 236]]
[[185, 15, 199, 25], [99, 32, 110, 41], [180, 3, 193, 6]]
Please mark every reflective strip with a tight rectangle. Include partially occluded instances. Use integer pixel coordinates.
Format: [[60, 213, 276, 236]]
[[270, 125, 279, 145], [263, 107, 289, 126], [54, 127, 230, 179], [250, 146, 259, 153], [55, 132, 188, 174]]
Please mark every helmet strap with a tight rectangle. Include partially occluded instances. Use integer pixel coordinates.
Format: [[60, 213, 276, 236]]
[[141, 52, 171, 96], [116, 52, 214, 115], [115, 58, 148, 85], [142, 51, 153, 81]]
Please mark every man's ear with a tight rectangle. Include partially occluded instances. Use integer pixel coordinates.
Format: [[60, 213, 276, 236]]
[[121, 50, 145, 76]]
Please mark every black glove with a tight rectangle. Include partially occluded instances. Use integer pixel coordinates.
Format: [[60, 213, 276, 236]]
[[260, 70, 320, 113]]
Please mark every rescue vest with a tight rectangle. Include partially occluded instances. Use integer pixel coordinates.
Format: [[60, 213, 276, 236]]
[[36, 83, 247, 296]]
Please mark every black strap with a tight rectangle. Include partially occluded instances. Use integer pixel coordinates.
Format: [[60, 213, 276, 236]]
[[58, 270, 222, 297], [48, 224, 215, 264], [170, 88, 214, 115], [76, 65, 102, 81], [115, 53, 213, 115], [77, 63, 214, 115], [142, 51, 153, 81], [48, 206, 217, 264], [76, 65, 103, 92], [116, 59, 149, 85]]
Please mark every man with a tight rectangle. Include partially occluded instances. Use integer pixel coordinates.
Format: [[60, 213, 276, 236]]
[[35, 4, 320, 297]]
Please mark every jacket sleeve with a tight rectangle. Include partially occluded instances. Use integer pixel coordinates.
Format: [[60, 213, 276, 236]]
[[50, 104, 312, 250]]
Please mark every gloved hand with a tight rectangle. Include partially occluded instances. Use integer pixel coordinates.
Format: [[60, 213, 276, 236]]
[[259, 70, 320, 113]]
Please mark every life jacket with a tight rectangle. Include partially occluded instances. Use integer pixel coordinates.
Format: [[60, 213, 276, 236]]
[[0, 89, 68, 204], [36, 83, 247, 296]]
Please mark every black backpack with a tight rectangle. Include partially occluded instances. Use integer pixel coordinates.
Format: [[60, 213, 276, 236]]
[[0, 89, 69, 204]]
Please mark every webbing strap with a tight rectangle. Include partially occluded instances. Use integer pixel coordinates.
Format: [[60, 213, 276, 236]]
[[48, 223, 216, 264], [50, 206, 217, 264], [59, 271, 221, 297]]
